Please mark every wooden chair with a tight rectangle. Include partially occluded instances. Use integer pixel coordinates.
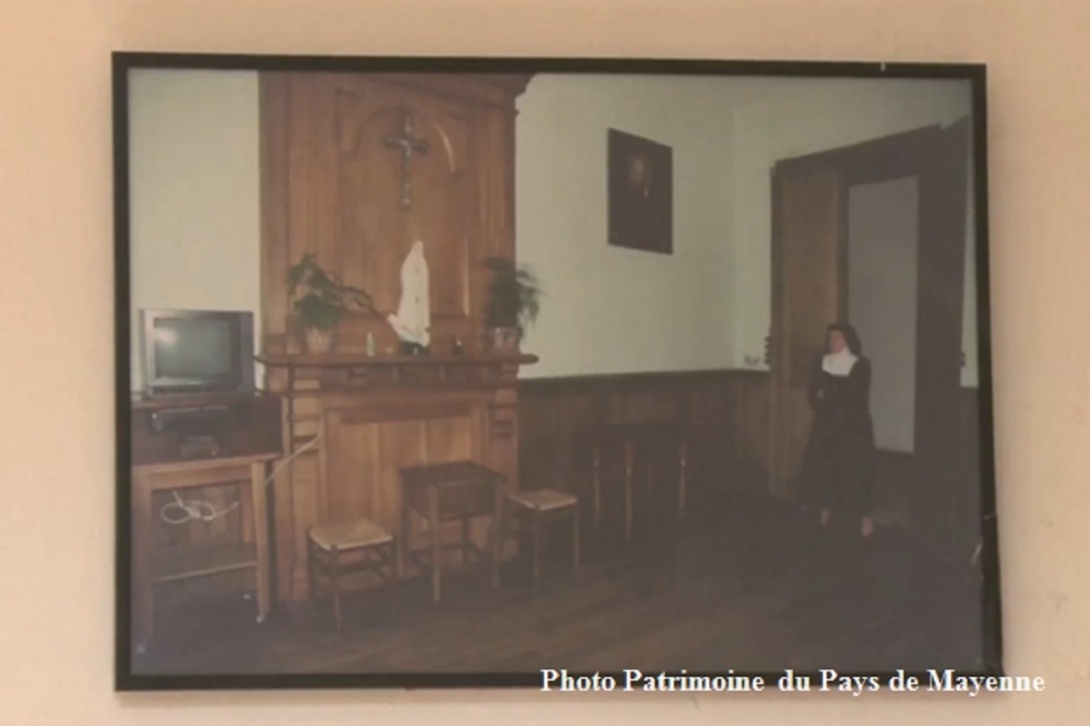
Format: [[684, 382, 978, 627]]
[[505, 487, 580, 591], [306, 517, 398, 630]]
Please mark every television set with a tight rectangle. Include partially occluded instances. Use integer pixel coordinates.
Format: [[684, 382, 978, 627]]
[[139, 308, 255, 397]]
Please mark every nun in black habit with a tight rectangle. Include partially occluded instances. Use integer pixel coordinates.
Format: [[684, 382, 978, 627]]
[[799, 322, 878, 539]]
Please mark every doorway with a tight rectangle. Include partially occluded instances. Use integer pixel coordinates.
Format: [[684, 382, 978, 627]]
[[768, 119, 971, 547]]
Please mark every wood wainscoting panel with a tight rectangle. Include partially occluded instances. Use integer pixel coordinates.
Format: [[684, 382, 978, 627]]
[[518, 373, 983, 546], [729, 372, 774, 478], [518, 391, 596, 491], [605, 389, 678, 425], [519, 370, 772, 534]]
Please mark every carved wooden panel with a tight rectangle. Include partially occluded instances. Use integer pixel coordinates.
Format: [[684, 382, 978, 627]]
[[260, 72, 529, 356], [324, 404, 482, 552], [332, 78, 473, 319]]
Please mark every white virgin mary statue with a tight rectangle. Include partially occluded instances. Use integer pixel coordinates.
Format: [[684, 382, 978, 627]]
[[386, 240, 431, 348]]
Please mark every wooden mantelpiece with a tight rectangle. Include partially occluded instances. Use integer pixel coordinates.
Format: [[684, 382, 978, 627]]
[[257, 352, 538, 375], [261, 351, 536, 601], [260, 352, 537, 442], [258, 353, 538, 366]]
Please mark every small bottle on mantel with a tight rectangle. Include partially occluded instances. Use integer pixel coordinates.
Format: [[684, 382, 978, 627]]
[[453, 337, 464, 355], [366, 332, 376, 357]]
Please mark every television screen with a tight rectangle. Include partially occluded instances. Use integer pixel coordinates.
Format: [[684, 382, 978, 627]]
[[152, 317, 235, 380], [140, 309, 255, 395]]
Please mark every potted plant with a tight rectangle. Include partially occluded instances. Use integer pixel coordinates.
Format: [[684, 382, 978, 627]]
[[286, 252, 377, 354], [483, 256, 542, 349]]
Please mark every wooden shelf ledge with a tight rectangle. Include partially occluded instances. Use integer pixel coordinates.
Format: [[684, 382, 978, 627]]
[[256, 352, 538, 368]]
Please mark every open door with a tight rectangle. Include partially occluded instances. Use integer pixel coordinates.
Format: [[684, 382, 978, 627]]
[[769, 120, 972, 522], [768, 156, 846, 500], [912, 117, 972, 553]]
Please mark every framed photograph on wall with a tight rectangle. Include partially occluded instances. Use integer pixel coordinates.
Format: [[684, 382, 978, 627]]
[[113, 52, 1001, 691], [608, 127, 674, 254]]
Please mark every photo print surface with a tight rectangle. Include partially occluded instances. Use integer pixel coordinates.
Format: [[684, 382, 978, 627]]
[[114, 54, 998, 690]]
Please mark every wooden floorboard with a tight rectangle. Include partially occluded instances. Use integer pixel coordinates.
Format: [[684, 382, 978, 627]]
[[131, 488, 987, 678]]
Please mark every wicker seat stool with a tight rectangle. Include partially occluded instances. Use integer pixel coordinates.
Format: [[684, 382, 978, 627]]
[[504, 488, 580, 591], [306, 518, 398, 630]]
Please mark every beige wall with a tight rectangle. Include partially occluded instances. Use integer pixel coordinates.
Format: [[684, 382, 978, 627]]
[[517, 74, 734, 377], [2, 0, 1087, 723]]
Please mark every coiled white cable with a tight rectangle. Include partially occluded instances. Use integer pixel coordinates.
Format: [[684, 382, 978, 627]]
[[160, 491, 239, 525]]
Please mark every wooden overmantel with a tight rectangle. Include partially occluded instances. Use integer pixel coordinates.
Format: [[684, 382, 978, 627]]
[[257, 70, 537, 600]]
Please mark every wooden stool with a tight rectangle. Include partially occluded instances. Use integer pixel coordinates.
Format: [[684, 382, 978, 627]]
[[505, 488, 579, 590], [306, 518, 398, 630]]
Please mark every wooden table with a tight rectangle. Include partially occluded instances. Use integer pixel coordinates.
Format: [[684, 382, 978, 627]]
[[588, 423, 691, 541], [131, 453, 278, 653], [398, 461, 505, 603]]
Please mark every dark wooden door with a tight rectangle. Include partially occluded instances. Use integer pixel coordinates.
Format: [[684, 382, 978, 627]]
[[769, 121, 973, 530], [912, 117, 973, 552], [768, 157, 846, 500]]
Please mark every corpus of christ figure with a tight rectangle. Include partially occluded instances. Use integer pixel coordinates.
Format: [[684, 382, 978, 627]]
[[383, 111, 429, 211]]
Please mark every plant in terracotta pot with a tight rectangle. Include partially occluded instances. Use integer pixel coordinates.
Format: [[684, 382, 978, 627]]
[[286, 252, 377, 354], [482, 256, 541, 350]]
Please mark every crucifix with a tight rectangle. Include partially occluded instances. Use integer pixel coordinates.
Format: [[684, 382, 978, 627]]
[[383, 112, 429, 210]]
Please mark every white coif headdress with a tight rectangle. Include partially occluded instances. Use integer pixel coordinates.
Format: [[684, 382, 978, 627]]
[[822, 348, 858, 376]]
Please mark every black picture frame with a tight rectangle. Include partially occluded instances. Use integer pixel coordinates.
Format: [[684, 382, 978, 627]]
[[113, 51, 1000, 692], [608, 128, 673, 254]]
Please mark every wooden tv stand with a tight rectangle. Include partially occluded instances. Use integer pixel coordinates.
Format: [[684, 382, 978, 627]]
[[128, 391, 283, 654]]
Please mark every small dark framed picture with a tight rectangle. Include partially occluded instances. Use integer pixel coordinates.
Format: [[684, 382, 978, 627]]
[[608, 128, 673, 254]]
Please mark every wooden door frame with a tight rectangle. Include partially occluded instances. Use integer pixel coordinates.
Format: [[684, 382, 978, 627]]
[[769, 121, 964, 498], [768, 155, 847, 498]]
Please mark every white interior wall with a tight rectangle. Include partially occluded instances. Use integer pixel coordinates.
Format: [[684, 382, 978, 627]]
[[515, 74, 735, 378], [127, 69, 262, 393]]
